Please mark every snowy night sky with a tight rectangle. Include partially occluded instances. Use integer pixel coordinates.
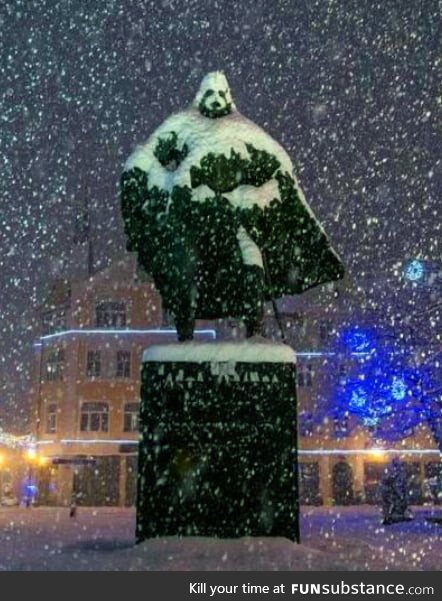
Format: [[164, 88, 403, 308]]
[[0, 0, 440, 430]]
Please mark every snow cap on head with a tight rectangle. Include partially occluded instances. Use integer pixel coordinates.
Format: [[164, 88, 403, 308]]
[[194, 71, 235, 118]]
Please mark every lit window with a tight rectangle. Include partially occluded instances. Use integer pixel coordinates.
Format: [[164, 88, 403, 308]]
[[80, 402, 109, 432], [95, 301, 126, 328], [116, 351, 131, 378], [86, 350, 101, 378], [46, 349, 65, 381], [42, 309, 67, 335], [46, 403, 57, 433], [123, 402, 139, 432]]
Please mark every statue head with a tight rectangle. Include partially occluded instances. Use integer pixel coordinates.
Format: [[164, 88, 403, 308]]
[[194, 71, 234, 118]]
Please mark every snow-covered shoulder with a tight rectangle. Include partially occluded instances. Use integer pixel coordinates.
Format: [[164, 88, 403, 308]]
[[125, 108, 293, 171], [122, 104, 339, 240], [124, 108, 295, 194], [142, 338, 296, 364]]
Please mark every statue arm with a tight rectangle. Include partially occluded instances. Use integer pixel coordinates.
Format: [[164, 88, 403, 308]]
[[124, 113, 190, 176], [120, 167, 148, 253]]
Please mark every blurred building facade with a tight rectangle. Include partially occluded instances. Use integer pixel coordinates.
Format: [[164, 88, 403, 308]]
[[271, 254, 441, 506], [28, 255, 441, 507], [29, 254, 215, 507], [0, 435, 30, 507], [265, 288, 440, 507]]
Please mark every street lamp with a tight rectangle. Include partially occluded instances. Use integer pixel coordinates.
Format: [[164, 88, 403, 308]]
[[38, 456, 49, 467], [368, 449, 386, 461], [25, 447, 37, 461], [24, 447, 38, 507]]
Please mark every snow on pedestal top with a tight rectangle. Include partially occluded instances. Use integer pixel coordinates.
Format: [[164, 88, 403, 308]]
[[142, 338, 296, 364]]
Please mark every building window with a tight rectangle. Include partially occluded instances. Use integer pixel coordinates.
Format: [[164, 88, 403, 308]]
[[123, 402, 139, 432], [46, 403, 57, 433], [299, 462, 321, 505], [424, 462, 442, 504], [298, 364, 314, 387], [338, 363, 347, 386], [42, 309, 67, 335], [46, 349, 65, 381], [86, 350, 101, 378], [319, 319, 333, 342], [333, 415, 350, 438], [299, 411, 314, 437], [116, 351, 131, 378], [80, 402, 109, 432], [95, 301, 126, 328]]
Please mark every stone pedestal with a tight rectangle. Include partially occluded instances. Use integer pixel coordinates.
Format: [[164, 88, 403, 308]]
[[136, 341, 299, 542]]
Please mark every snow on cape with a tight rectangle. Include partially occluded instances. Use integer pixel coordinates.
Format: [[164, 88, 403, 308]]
[[124, 107, 311, 212], [123, 73, 344, 274], [142, 338, 296, 364]]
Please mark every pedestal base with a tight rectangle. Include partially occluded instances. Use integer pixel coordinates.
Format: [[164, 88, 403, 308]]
[[136, 340, 299, 542]]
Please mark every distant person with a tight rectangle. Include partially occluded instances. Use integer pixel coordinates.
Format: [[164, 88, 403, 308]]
[[380, 457, 413, 525], [69, 492, 77, 518]]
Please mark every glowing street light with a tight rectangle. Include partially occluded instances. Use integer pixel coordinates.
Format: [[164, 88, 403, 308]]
[[25, 447, 38, 461], [38, 456, 49, 467], [24, 447, 40, 507], [368, 449, 385, 461]]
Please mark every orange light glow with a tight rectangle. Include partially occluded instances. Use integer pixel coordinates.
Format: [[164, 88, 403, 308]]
[[25, 447, 38, 461], [368, 449, 385, 461]]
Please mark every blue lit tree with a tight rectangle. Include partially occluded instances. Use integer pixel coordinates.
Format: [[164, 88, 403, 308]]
[[330, 326, 442, 450]]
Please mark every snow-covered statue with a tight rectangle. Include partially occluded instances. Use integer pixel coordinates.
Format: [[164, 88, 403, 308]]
[[121, 71, 344, 340]]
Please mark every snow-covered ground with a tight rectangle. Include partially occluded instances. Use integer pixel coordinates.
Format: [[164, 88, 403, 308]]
[[0, 505, 440, 571]]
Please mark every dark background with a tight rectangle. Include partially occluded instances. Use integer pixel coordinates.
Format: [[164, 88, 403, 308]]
[[0, 0, 440, 430]]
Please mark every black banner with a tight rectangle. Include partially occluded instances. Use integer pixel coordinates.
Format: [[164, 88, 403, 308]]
[[2, 572, 440, 599]]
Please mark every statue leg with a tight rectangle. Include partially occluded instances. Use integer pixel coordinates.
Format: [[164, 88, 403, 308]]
[[175, 313, 196, 341], [171, 283, 196, 341], [172, 278, 198, 341], [245, 310, 264, 338], [159, 250, 198, 342], [234, 227, 266, 337]]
